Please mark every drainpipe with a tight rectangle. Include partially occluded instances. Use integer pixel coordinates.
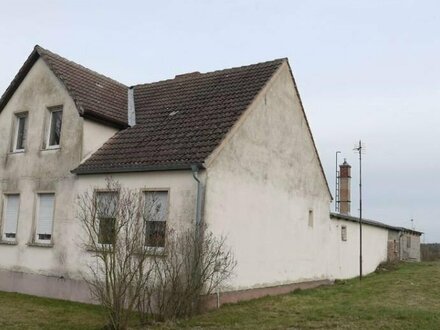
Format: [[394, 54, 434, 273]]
[[191, 164, 203, 230]]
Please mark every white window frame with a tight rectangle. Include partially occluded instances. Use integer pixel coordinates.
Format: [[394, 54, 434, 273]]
[[12, 113, 28, 153], [45, 107, 63, 149], [143, 189, 169, 253], [35, 193, 55, 244], [1, 194, 20, 242]]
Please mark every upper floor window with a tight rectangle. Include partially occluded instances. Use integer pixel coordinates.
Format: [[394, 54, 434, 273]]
[[46, 107, 63, 148], [143, 191, 168, 248], [13, 113, 28, 152], [2, 194, 20, 241]]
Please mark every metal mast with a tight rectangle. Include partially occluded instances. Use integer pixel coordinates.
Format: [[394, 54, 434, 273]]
[[354, 140, 365, 280]]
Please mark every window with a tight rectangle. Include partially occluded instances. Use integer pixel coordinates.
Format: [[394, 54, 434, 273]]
[[341, 226, 347, 241], [407, 236, 411, 248], [96, 192, 118, 245], [2, 194, 20, 241], [144, 191, 168, 248], [35, 194, 55, 243], [46, 108, 63, 148], [13, 113, 28, 152], [308, 209, 314, 227], [393, 240, 398, 253]]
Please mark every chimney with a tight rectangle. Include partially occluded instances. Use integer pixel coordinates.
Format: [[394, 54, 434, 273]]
[[339, 159, 351, 215]]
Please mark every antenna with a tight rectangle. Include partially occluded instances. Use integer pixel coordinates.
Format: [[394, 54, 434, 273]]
[[353, 140, 365, 281], [335, 151, 341, 212], [411, 218, 414, 230]]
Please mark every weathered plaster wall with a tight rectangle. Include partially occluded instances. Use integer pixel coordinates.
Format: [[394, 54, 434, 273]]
[[0, 58, 83, 279], [401, 232, 421, 261], [204, 62, 334, 290], [330, 219, 389, 279]]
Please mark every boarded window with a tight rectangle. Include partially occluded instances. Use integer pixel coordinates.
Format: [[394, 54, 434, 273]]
[[2, 194, 20, 241], [14, 114, 27, 151], [308, 209, 314, 227], [407, 236, 411, 248], [144, 191, 168, 248], [96, 192, 118, 245], [36, 194, 55, 242], [341, 226, 347, 241], [47, 108, 63, 147]]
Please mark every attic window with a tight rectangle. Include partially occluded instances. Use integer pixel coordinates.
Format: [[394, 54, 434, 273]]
[[13, 113, 28, 152], [46, 107, 63, 149]]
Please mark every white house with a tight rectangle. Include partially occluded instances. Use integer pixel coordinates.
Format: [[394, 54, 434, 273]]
[[0, 46, 421, 305]]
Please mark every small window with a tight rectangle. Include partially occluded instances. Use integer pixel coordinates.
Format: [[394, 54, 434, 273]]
[[96, 191, 118, 245], [46, 108, 63, 148], [13, 113, 28, 152], [308, 209, 313, 227], [2, 194, 20, 241], [144, 191, 168, 248], [341, 226, 347, 241], [393, 240, 398, 253], [407, 236, 411, 248], [35, 193, 55, 243]]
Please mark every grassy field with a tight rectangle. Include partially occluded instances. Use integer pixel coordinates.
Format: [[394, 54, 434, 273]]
[[0, 262, 439, 329]]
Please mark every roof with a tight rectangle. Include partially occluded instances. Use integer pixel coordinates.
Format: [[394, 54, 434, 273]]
[[73, 58, 285, 174], [330, 212, 423, 235], [0, 45, 128, 127]]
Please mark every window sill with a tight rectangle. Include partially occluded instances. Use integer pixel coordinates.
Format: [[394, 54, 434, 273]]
[[9, 150, 25, 155], [41, 147, 60, 152], [27, 242, 54, 248], [0, 240, 18, 245]]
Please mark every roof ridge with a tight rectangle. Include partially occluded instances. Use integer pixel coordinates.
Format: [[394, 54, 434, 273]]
[[35, 45, 128, 88], [130, 57, 287, 88]]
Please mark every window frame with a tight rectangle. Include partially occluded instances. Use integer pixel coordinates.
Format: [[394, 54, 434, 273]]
[[142, 188, 170, 252], [341, 225, 347, 242], [45, 107, 63, 149], [94, 189, 119, 248], [12, 112, 28, 153], [1, 193, 20, 242], [34, 192, 56, 244]]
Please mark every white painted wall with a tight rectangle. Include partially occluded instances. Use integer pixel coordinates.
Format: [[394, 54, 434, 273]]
[[330, 219, 388, 279], [204, 62, 335, 290], [82, 119, 118, 160]]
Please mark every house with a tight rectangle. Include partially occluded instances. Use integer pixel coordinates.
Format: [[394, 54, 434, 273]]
[[0, 46, 421, 305]]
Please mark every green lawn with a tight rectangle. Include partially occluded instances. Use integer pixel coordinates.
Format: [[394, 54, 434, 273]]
[[1, 262, 439, 329]]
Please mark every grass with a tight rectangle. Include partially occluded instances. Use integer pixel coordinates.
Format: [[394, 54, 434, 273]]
[[1, 262, 440, 329]]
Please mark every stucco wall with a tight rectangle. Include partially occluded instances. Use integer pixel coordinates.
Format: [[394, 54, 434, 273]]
[[330, 219, 389, 279], [204, 62, 334, 290], [401, 232, 421, 261], [0, 58, 83, 278], [82, 119, 118, 160]]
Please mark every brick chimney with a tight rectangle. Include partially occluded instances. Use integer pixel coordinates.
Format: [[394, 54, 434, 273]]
[[339, 159, 351, 215]]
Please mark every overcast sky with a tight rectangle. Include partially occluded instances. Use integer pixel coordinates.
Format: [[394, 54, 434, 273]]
[[1, 0, 439, 241]]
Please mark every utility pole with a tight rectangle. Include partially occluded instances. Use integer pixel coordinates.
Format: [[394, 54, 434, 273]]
[[335, 151, 341, 212], [354, 140, 365, 281]]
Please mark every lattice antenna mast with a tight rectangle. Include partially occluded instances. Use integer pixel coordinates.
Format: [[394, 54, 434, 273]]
[[354, 140, 365, 280]]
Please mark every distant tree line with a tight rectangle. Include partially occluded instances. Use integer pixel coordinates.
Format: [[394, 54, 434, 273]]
[[421, 244, 440, 261]]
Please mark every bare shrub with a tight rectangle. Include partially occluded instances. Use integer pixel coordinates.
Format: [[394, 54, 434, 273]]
[[77, 178, 236, 328]]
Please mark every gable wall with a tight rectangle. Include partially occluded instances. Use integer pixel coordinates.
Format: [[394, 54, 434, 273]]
[[0, 58, 84, 277], [204, 62, 333, 290]]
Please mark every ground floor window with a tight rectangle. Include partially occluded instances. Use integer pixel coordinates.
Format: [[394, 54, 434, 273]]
[[144, 191, 168, 248], [35, 193, 55, 243], [2, 194, 20, 241], [341, 226, 347, 241]]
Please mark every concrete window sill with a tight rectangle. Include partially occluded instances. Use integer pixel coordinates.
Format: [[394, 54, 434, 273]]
[[8, 151, 25, 155], [27, 242, 54, 248], [41, 147, 61, 152], [0, 240, 18, 245]]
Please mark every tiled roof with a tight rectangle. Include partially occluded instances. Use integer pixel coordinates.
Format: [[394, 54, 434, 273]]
[[73, 59, 285, 173], [0, 45, 128, 127]]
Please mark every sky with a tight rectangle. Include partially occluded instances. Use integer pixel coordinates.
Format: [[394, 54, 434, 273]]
[[1, 0, 439, 241]]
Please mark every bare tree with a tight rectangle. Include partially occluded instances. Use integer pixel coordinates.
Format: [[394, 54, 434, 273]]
[[77, 178, 236, 328]]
